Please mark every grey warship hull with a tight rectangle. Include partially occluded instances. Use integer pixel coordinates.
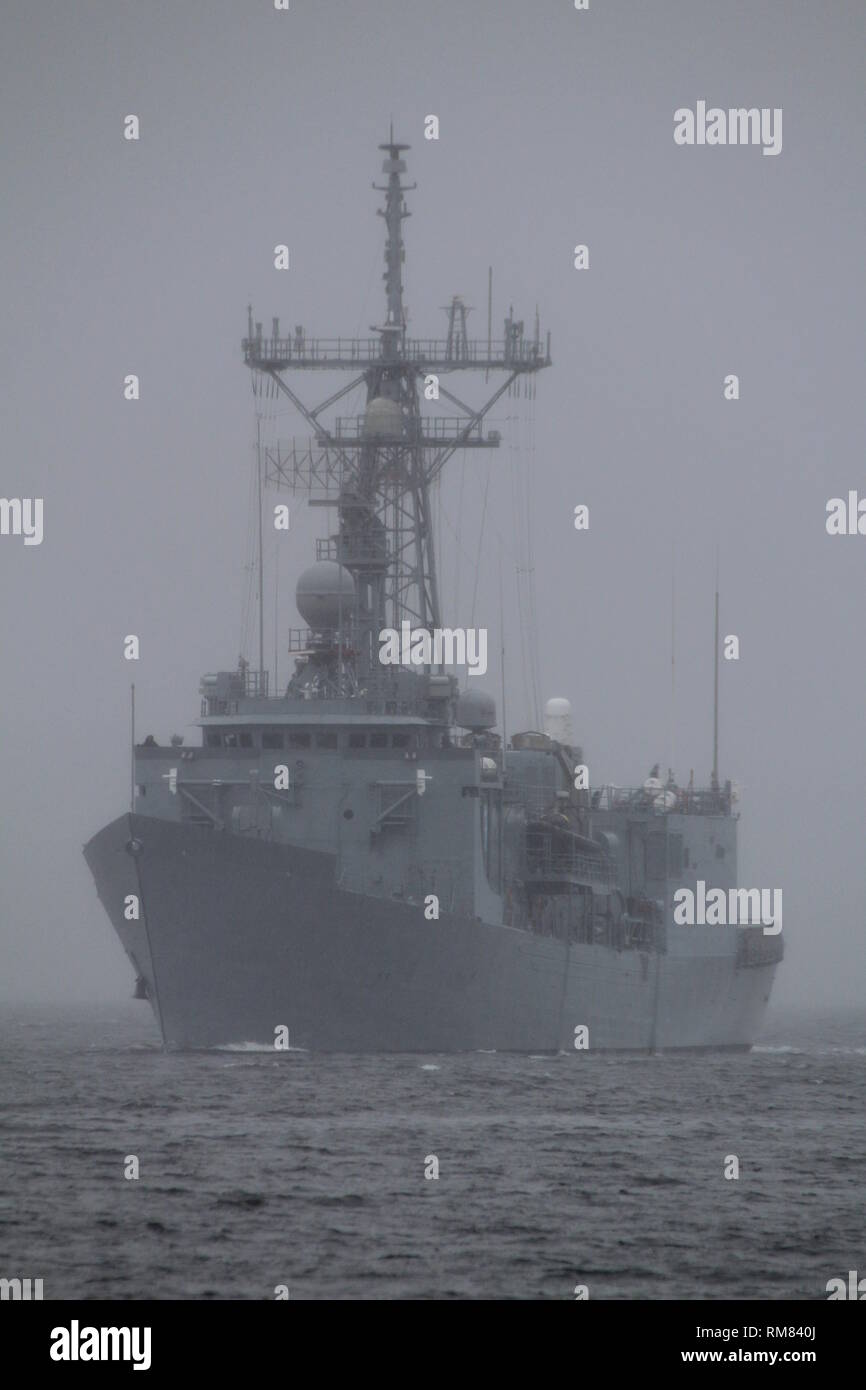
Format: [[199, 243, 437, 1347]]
[[85, 813, 777, 1052], [85, 136, 782, 1051]]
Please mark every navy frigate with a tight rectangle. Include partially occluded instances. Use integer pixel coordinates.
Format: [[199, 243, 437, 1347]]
[[84, 136, 783, 1050]]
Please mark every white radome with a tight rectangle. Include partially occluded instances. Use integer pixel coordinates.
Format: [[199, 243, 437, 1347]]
[[544, 696, 574, 746], [295, 561, 355, 630], [362, 396, 404, 440], [456, 688, 497, 731]]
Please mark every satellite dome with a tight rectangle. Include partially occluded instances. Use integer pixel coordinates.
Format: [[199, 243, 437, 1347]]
[[543, 696, 574, 746], [295, 561, 355, 630], [362, 396, 404, 440], [456, 688, 496, 731]]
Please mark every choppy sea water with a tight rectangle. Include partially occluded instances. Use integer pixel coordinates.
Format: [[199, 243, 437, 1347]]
[[0, 1003, 863, 1300]]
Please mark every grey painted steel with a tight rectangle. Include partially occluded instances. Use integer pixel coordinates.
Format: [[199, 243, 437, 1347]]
[[85, 813, 777, 1053]]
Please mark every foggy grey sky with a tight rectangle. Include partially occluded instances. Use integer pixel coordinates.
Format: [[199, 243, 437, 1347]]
[[1, 0, 864, 1008]]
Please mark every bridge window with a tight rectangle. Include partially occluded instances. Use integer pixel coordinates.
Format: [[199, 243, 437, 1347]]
[[369, 732, 388, 748], [239, 733, 253, 749], [206, 732, 221, 748], [391, 733, 411, 749], [262, 732, 284, 749], [316, 731, 338, 749], [348, 732, 366, 749], [289, 732, 311, 749]]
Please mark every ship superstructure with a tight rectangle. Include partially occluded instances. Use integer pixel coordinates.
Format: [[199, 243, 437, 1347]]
[[85, 136, 782, 1050]]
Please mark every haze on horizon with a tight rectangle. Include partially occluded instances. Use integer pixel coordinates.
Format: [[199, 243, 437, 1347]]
[[1, 0, 864, 1013]]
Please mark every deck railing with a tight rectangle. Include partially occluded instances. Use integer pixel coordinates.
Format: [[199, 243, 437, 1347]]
[[525, 835, 615, 886], [243, 335, 550, 370], [591, 784, 735, 816]]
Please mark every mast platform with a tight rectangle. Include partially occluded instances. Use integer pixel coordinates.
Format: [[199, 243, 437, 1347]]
[[243, 334, 551, 373]]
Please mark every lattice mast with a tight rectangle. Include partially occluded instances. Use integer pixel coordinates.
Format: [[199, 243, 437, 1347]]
[[243, 132, 551, 684]]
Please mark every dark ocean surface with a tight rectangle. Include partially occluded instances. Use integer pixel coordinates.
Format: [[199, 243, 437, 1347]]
[[0, 1002, 863, 1300]]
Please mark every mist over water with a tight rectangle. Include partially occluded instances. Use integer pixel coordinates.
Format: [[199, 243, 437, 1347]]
[[1, 1, 865, 1013], [2, 0, 865, 1312]]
